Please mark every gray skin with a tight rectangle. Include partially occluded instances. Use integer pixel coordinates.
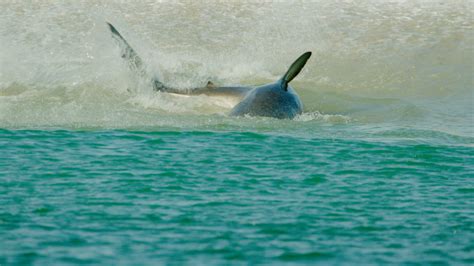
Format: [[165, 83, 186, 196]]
[[107, 22, 311, 119], [229, 82, 303, 119]]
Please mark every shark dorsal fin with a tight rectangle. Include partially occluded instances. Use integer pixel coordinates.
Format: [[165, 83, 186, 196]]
[[281, 51, 312, 91]]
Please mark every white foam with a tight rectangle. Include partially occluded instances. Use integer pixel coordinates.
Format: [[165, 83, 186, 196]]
[[295, 112, 352, 123]]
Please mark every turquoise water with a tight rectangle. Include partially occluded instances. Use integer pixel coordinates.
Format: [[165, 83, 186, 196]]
[[1, 1, 473, 265], [1, 129, 473, 264]]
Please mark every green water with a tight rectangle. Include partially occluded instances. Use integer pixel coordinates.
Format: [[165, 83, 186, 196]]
[[1, 129, 473, 264], [1, 0, 474, 265]]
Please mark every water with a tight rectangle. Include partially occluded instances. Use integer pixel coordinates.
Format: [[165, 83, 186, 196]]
[[1, 1, 473, 265]]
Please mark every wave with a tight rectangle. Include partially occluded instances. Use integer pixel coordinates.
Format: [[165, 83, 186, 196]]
[[0, 1, 472, 139]]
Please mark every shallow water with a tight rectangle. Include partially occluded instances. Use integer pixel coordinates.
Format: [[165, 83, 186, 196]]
[[1, 1, 473, 265]]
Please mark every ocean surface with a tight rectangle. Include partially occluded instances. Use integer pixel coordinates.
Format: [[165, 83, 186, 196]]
[[1, 1, 473, 265]]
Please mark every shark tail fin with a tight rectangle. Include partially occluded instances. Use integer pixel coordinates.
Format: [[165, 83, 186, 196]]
[[107, 22, 168, 91], [107, 22, 148, 77], [281, 51, 312, 91]]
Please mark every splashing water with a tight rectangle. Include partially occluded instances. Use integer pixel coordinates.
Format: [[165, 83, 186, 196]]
[[0, 1, 472, 135]]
